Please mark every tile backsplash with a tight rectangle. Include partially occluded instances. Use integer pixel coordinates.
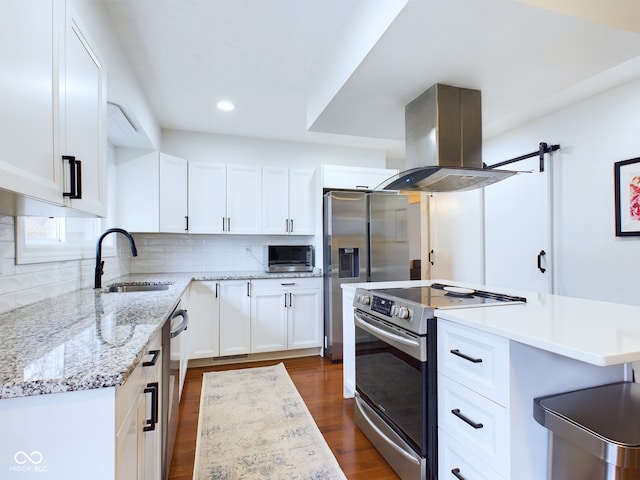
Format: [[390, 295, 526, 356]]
[[0, 219, 316, 314], [129, 233, 312, 274], [0, 216, 130, 314]]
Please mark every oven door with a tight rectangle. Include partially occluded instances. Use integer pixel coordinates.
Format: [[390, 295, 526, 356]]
[[354, 309, 437, 480], [354, 309, 428, 453]]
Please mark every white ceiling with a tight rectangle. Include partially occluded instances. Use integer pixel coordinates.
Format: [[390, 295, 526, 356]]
[[103, 0, 640, 158]]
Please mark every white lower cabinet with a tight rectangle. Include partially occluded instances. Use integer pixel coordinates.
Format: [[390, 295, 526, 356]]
[[250, 278, 322, 353], [188, 278, 322, 360], [438, 321, 509, 479], [116, 331, 162, 480], [437, 319, 627, 480], [219, 280, 252, 356], [439, 429, 502, 480], [187, 279, 251, 359], [187, 281, 220, 359]]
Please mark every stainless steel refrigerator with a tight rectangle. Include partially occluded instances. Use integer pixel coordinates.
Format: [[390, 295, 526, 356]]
[[323, 191, 410, 361]]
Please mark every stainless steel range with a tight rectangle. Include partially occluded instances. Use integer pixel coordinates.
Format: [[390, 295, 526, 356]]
[[353, 283, 526, 480]]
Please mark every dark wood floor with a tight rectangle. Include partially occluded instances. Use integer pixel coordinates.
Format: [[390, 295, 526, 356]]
[[168, 356, 399, 479]]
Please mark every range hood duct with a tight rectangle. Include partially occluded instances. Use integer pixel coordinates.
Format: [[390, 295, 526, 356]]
[[380, 83, 518, 192]]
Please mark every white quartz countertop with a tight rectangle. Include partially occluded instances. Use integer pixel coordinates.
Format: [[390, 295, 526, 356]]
[[0, 270, 321, 399], [344, 280, 640, 367]]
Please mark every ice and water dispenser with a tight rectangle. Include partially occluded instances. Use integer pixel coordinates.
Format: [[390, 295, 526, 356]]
[[338, 248, 360, 278]]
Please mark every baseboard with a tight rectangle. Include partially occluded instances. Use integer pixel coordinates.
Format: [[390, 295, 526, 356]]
[[188, 347, 323, 368]]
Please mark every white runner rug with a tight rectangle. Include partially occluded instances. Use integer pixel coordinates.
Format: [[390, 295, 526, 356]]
[[193, 363, 348, 480]]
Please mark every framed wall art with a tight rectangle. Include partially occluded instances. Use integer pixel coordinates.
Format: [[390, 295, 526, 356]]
[[614, 157, 640, 236]]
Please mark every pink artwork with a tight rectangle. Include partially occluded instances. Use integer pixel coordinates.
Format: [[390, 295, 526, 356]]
[[615, 158, 640, 236], [631, 176, 640, 221]]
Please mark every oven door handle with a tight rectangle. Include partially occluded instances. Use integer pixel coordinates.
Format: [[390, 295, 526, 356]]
[[354, 314, 420, 349]]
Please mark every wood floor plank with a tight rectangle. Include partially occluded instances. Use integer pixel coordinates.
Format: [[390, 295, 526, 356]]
[[168, 356, 399, 479]]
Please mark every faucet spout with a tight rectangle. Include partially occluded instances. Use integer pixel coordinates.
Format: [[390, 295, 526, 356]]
[[95, 228, 138, 289]]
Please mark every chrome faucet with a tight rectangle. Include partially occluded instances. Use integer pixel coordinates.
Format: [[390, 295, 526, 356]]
[[94, 228, 138, 289]]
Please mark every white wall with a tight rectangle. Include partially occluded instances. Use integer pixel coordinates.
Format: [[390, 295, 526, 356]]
[[484, 78, 640, 306], [161, 129, 387, 168]]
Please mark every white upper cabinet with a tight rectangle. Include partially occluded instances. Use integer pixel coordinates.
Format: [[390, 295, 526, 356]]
[[60, 2, 107, 216], [321, 164, 397, 191], [188, 162, 226, 234], [0, 0, 63, 207], [225, 164, 262, 234], [159, 153, 188, 233], [0, 0, 106, 216], [116, 152, 189, 233], [115, 151, 160, 233], [262, 167, 315, 235]]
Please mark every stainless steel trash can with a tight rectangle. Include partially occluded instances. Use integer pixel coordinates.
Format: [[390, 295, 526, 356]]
[[534, 382, 640, 480]]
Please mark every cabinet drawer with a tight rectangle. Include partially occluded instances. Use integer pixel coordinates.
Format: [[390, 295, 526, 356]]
[[438, 320, 508, 405], [438, 375, 509, 477], [438, 429, 505, 480]]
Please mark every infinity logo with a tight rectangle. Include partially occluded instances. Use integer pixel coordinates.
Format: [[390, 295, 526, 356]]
[[14, 451, 43, 465]]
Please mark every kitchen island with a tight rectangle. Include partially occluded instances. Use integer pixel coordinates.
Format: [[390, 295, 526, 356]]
[[342, 280, 640, 480], [0, 270, 321, 479]]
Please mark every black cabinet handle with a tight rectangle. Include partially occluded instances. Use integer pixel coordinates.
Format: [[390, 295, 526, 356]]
[[450, 349, 483, 363], [143, 382, 159, 432], [142, 349, 160, 367], [284, 293, 288, 308], [185, 216, 189, 231], [428, 249, 435, 266], [537, 250, 546, 273], [288, 292, 292, 308], [451, 408, 483, 429], [62, 155, 82, 199], [451, 468, 467, 480], [290, 219, 294, 232]]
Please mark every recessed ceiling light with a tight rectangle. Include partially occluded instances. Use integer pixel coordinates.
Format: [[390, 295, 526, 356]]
[[216, 100, 235, 111]]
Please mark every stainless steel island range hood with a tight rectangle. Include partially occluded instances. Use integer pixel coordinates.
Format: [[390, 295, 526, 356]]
[[379, 83, 518, 192]]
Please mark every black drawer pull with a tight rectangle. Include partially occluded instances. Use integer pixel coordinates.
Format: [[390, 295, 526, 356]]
[[451, 408, 484, 429], [451, 468, 467, 480], [450, 349, 483, 363], [142, 349, 160, 367], [143, 382, 159, 432]]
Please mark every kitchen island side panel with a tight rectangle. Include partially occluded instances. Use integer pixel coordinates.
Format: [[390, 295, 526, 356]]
[[0, 387, 116, 479]]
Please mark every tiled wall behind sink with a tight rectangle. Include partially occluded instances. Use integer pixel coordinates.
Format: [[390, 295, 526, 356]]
[[0, 216, 130, 315], [129, 233, 312, 274]]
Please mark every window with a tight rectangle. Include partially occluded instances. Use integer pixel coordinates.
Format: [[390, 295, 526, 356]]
[[16, 216, 113, 264]]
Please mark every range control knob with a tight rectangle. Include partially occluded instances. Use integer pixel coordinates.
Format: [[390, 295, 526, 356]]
[[357, 294, 371, 305], [396, 307, 411, 320]]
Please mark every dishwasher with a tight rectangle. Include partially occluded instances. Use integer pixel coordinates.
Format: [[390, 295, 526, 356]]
[[162, 302, 189, 480]]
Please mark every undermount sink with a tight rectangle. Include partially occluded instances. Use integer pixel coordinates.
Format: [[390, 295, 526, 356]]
[[106, 283, 171, 293]]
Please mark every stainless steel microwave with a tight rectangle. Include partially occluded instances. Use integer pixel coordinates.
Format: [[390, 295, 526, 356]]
[[265, 245, 315, 273]]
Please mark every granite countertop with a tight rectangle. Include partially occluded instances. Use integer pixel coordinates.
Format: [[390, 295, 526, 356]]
[[342, 279, 640, 367], [0, 270, 322, 400]]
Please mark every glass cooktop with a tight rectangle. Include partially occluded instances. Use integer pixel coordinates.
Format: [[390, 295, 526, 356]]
[[372, 283, 526, 309]]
